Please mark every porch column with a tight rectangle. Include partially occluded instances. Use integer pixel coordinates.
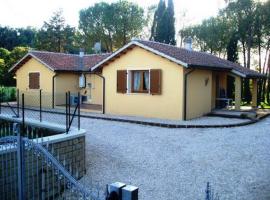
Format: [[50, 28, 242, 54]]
[[252, 79, 258, 108], [235, 76, 241, 110]]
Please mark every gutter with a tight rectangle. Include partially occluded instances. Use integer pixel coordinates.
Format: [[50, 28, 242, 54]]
[[183, 69, 195, 120]]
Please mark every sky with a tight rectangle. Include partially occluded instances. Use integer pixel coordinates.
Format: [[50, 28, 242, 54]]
[[0, 0, 226, 29]]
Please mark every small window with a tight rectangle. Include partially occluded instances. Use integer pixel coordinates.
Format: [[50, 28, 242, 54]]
[[29, 72, 40, 89], [131, 70, 150, 93]]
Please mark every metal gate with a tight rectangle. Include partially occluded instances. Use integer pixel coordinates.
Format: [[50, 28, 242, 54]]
[[0, 123, 103, 200]]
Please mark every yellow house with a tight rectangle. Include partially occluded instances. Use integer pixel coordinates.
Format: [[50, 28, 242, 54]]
[[9, 51, 110, 110], [10, 40, 265, 120], [91, 40, 264, 120]]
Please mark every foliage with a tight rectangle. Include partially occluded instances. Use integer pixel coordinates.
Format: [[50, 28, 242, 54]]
[[79, 0, 145, 52], [0, 47, 28, 86], [36, 9, 77, 53], [150, 0, 176, 45], [180, 0, 270, 104], [0, 26, 36, 51], [0, 87, 16, 102]]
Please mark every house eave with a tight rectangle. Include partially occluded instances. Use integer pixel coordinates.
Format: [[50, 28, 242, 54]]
[[91, 41, 189, 71]]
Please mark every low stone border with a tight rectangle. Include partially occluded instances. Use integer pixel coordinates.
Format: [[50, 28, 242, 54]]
[[1, 104, 270, 129]]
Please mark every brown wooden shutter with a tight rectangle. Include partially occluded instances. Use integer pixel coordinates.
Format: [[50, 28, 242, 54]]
[[29, 73, 40, 89], [150, 69, 161, 94], [117, 70, 127, 93]]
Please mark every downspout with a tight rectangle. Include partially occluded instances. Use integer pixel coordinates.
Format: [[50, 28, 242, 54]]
[[52, 74, 58, 109], [94, 73, 105, 114], [184, 69, 195, 120]]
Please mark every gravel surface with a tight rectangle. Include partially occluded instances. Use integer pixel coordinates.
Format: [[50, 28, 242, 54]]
[[1, 107, 269, 199], [81, 117, 270, 200]]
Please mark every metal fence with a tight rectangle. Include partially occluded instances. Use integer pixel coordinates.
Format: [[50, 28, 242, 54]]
[[0, 121, 104, 200], [1, 90, 138, 200], [0, 90, 80, 133]]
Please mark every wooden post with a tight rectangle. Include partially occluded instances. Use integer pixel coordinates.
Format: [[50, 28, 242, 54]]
[[235, 76, 241, 110], [252, 79, 258, 108]]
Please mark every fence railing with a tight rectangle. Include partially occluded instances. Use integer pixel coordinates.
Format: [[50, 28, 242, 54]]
[[0, 90, 80, 133], [0, 123, 104, 200]]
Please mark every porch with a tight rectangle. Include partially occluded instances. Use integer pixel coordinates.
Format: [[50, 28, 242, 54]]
[[211, 71, 259, 111]]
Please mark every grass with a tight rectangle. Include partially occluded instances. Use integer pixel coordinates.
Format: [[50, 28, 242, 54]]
[[260, 102, 270, 109]]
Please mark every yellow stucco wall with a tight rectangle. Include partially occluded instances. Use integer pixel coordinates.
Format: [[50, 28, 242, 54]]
[[102, 46, 185, 120], [80, 74, 103, 105], [186, 69, 212, 120], [15, 58, 55, 107], [16, 58, 55, 92], [54, 73, 80, 106]]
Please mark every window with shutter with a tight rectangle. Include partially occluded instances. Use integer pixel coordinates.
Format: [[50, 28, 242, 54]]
[[117, 70, 127, 93], [150, 69, 161, 94], [29, 72, 40, 89]]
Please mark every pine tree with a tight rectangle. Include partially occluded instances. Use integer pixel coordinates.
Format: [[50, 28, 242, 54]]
[[150, 0, 166, 43], [226, 32, 239, 62], [166, 0, 176, 45]]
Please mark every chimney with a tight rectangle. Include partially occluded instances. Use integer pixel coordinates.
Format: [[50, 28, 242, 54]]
[[184, 37, 192, 51], [79, 48, 84, 57]]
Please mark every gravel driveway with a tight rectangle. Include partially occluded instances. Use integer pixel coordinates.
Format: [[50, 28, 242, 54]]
[[81, 116, 270, 200]]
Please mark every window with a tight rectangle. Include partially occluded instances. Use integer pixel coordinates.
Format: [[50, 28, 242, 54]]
[[29, 72, 40, 89], [116, 69, 161, 95], [132, 70, 150, 93]]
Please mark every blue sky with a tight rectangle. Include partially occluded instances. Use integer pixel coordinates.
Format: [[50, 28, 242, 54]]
[[0, 0, 226, 28]]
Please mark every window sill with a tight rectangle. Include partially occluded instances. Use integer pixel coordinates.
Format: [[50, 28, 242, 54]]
[[126, 92, 151, 95]]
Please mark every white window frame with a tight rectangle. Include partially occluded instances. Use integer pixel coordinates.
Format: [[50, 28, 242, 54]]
[[126, 68, 150, 94]]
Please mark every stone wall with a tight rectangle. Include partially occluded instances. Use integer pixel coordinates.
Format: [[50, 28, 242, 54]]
[[0, 134, 85, 200]]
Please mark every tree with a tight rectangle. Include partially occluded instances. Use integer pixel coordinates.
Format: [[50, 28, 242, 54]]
[[0, 26, 36, 50], [166, 0, 176, 45], [0, 47, 28, 86], [226, 32, 239, 62], [79, 1, 145, 52], [36, 9, 76, 53], [112, 1, 145, 47], [150, 0, 166, 42]]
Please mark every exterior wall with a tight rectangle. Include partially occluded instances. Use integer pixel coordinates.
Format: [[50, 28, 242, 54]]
[[80, 74, 103, 105], [16, 58, 55, 93], [16, 58, 55, 107], [0, 135, 85, 200], [102, 46, 185, 120], [54, 73, 79, 106], [186, 69, 212, 120]]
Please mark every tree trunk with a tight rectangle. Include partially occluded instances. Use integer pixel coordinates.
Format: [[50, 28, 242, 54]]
[[241, 41, 247, 68]]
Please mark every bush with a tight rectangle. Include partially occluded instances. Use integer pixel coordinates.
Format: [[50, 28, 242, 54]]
[[0, 86, 17, 102]]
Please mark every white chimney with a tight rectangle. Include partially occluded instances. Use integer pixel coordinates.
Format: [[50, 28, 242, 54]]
[[184, 37, 192, 50], [79, 48, 84, 57]]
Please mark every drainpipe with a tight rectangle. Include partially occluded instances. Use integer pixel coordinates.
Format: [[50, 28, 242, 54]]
[[52, 74, 58, 109], [184, 69, 195, 120], [94, 73, 105, 114]]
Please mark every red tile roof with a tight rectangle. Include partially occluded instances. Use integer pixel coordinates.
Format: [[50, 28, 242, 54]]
[[136, 40, 264, 78], [92, 40, 264, 78], [10, 51, 111, 72]]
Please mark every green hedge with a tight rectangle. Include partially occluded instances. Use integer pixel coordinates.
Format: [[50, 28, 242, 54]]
[[0, 87, 17, 102]]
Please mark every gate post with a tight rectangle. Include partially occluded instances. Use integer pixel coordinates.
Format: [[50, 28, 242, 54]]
[[14, 123, 25, 200]]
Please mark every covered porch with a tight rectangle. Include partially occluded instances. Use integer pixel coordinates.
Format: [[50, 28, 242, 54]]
[[211, 71, 259, 111]]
